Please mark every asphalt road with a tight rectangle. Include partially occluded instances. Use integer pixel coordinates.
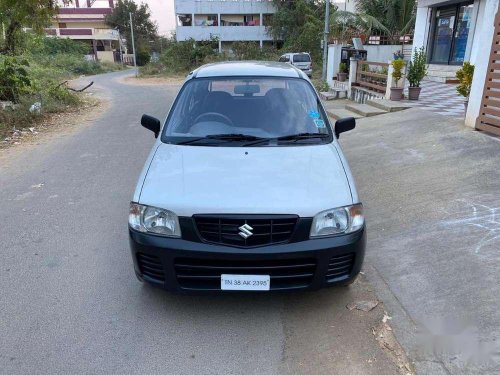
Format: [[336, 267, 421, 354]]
[[0, 71, 401, 375]]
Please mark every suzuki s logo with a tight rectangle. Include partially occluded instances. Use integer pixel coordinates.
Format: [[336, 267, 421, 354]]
[[238, 224, 254, 239]]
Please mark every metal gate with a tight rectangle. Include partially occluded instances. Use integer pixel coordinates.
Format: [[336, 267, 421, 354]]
[[476, 12, 500, 136]]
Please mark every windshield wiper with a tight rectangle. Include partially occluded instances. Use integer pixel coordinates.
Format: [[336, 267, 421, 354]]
[[276, 133, 330, 142], [205, 133, 264, 141], [175, 133, 265, 145], [243, 132, 330, 146]]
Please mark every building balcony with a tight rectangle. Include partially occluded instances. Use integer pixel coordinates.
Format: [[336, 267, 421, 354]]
[[175, 0, 274, 14], [44, 28, 120, 40], [176, 25, 273, 42]]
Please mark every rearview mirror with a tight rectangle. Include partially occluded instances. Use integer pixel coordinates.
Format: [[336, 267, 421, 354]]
[[141, 114, 161, 138], [335, 117, 355, 138]]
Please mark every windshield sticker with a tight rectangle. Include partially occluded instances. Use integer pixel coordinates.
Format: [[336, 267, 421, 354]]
[[314, 119, 326, 128], [308, 110, 320, 119]]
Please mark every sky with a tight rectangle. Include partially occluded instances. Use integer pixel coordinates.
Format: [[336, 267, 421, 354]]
[[87, 0, 175, 35], [140, 0, 176, 35]]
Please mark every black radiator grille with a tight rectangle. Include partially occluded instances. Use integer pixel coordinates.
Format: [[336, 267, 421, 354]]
[[194, 215, 298, 247], [137, 253, 165, 283], [174, 257, 317, 291], [326, 253, 355, 282]]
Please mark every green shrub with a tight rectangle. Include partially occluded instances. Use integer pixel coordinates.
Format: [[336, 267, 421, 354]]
[[136, 49, 151, 66], [26, 35, 90, 56], [391, 59, 405, 86], [456, 62, 474, 98], [407, 47, 427, 88], [0, 56, 32, 102]]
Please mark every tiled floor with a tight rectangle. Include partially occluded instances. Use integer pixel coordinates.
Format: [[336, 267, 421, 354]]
[[403, 79, 465, 119]]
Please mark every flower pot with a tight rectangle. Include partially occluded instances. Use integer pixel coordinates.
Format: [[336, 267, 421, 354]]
[[390, 87, 404, 101], [408, 86, 421, 100], [337, 72, 347, 82]]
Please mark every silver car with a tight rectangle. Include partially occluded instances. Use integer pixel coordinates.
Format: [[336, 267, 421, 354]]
[[279, 52, 313, 77]]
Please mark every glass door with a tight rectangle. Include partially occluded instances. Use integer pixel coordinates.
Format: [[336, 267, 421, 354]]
[[450, 4, 474, 64], [430, 2, 473, 65]]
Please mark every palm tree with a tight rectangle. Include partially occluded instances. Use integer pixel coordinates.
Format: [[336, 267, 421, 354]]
[[330, 0, 416, 43]]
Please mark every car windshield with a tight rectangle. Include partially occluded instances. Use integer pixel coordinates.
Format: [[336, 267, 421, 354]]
[[293, 54, 311, 63], [163, 77, 331, 145]]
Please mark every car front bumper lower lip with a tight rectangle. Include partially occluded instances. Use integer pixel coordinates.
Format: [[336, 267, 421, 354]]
[[129, 227, 366, 294]]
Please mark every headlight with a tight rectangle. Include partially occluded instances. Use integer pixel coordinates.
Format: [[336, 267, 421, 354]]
[[310, 204, 364, 238], [129, 203, 181, 237]]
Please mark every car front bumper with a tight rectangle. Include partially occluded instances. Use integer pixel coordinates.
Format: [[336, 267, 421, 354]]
[[129, 226, 366, 293]]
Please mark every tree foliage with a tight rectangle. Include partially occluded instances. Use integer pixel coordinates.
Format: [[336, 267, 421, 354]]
[[105, 0, 158, 53], [329, 0, 416, 43], [355, 0, 416, 37], [0, 0, 62, 54], [268, 0, 327, 62]]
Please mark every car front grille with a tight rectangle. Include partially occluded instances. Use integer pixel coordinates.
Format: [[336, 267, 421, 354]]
[[193, 215, 298, 247], [174, 257, 317, 291], [137, 252, 165, 283], [326, 253, 355, 282]]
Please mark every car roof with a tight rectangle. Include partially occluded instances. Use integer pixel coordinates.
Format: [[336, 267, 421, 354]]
[[190, 61, 307, 79]]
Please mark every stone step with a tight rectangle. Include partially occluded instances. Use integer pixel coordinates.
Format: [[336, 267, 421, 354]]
[[319, 92, 337, 101], [366, 99, 411, 112], [345, 103, 387, 117], [326, 108, 363, 120]]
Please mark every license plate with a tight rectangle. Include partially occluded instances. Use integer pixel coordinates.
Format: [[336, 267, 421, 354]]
[[221, 274, 270, 291]]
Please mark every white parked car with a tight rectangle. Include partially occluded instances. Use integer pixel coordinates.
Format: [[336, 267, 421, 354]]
[[279, 52, 313, 77], [129, 61, 365, 293]]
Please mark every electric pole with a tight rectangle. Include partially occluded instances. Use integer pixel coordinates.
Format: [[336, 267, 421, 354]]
[[129, 12, 138, 77], [322, 0, 330, 81]]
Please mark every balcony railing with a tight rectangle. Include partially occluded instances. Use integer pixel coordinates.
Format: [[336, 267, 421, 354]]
[[176, 25, 272, 42], [43, 28, 119, 40]]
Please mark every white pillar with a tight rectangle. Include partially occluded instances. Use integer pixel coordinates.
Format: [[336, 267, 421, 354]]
[[192, 13, 195, 27], [326, 44, 342, 87], [218, 40, 222, 53], [348, 57, 358, 98], [412, 6, 431, 56], [385, 61, 393, 100]]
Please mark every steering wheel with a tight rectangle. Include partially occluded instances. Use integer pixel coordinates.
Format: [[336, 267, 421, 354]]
[[194, 112, 233, 126]]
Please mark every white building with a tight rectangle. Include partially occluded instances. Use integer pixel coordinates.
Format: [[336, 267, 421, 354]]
[[413, 0, 498, 82], [174, 0, 276, 52], [413, 0, 500, 133]]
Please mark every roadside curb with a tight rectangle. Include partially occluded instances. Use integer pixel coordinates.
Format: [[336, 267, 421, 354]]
[[364, 264, 452, 375]]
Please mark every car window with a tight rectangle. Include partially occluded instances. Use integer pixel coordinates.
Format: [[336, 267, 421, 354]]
[[293, 54, 311, 63], [163, 77, 331, 144]]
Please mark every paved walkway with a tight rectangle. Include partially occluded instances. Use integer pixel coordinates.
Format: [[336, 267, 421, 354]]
[[403, 79, 465, 119], [342, 108, 500, 375]]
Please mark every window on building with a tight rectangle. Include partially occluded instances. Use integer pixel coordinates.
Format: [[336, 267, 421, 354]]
[[177, 14, 192, 27]]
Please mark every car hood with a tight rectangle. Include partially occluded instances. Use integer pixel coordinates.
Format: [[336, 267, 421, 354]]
[[139, 143, 353, 217]]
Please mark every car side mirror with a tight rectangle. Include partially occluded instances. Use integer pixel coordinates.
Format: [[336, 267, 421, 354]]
[[335, 117, 356, 139], [141, 114, 161, 138]]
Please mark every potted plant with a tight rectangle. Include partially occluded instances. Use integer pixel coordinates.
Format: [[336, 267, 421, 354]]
[[390, 59, 405, 101], [393, 50, 404, 60], [337, 62, 348, 82], [456, 62, 474, 111], [407, 47, 428, 100]]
